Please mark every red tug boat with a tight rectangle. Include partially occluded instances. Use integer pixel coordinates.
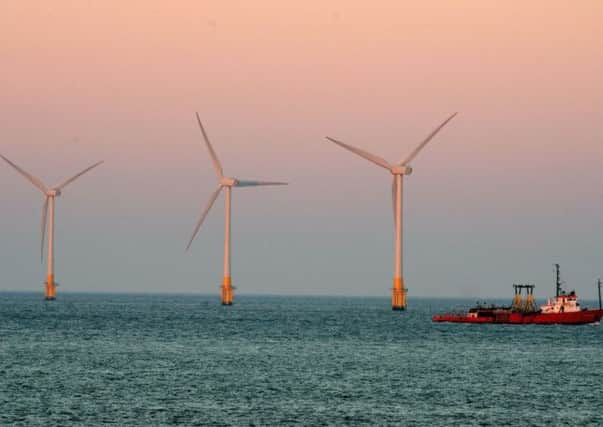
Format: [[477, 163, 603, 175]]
[[433, 265, 603, 325]]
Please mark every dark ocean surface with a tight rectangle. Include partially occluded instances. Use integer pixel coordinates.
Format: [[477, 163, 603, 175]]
[[1, 293, 601, 426]]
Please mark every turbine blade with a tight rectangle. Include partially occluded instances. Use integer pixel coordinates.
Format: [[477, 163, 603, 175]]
[[195, 113, 224, 178], [235, 180, 288, 187], [56, 160, 104, 190], [41, 196, 49, 263], [325, 137, 392, 170], [400, 112, 458, 166], [0, 154, 47, 193], [186, 186, 223, 251]]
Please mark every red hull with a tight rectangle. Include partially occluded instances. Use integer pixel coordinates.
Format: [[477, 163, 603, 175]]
[[432, 309, 603, 325]]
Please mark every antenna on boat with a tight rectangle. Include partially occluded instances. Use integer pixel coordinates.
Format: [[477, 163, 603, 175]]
[[554, 264, 562, 297], [598, 278, 602, 310]]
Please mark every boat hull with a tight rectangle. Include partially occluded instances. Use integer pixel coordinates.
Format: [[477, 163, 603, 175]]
[[432, 309, 603, 325]]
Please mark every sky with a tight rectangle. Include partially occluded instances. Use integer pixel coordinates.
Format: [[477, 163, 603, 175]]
[[1, 1, 602, 299]]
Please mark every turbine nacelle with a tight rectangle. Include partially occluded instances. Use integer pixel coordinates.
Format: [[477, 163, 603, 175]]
[[390, 165, 413, 176], [220, 177, 238, 187], [47, 189, 62, 197]]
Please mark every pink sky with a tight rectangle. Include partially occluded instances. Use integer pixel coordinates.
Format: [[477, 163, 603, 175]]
[[1, 2, 602, 298]]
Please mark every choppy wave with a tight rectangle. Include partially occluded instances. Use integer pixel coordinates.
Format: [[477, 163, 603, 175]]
[[0, 293, 601, 426]]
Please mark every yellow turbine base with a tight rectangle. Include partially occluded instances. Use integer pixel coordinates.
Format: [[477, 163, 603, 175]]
[[392, 277, 406, 311], [221, 276, 233, 306], [45, 275, 56, 300]]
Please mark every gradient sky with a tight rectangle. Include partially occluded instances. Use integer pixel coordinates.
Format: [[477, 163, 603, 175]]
[[1, 1, 602, 299]]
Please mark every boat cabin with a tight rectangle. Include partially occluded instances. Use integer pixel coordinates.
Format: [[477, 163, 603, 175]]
[[540, 291, 581, 314]]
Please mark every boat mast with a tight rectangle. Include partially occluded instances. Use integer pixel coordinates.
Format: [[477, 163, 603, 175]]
[[555, 263, 562, 297], [598, 278, 602, 310]]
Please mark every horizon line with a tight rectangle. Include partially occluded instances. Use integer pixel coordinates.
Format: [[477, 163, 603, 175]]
[[2, 290, 596, 301]]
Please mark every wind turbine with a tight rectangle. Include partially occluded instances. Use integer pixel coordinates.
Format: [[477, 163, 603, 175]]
[[187, 113, 287, 305], [1, 155, 103, 300], [326, 113, 457, 310]]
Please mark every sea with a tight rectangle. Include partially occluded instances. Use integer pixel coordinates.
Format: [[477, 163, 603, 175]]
[[1, 293, 601, 426]]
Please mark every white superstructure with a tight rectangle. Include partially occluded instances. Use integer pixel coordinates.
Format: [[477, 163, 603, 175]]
[[540, 292, 581, 314]]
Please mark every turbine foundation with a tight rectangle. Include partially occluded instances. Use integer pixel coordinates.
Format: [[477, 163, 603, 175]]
[[221, 276, 233, 306], [45, 274, 56, 300], [392, 277, 407, 310]]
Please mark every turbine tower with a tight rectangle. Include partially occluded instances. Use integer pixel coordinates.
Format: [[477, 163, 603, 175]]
[[326, 113, 457, 310], [1, 155, 103, 300], [187, 113, 287, 305]]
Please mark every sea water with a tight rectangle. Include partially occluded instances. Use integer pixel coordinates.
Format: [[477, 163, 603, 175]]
[[1, 293, 601, 426]]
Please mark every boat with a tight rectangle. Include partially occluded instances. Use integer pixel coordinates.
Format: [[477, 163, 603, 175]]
[[433, 264, 603, 325]]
